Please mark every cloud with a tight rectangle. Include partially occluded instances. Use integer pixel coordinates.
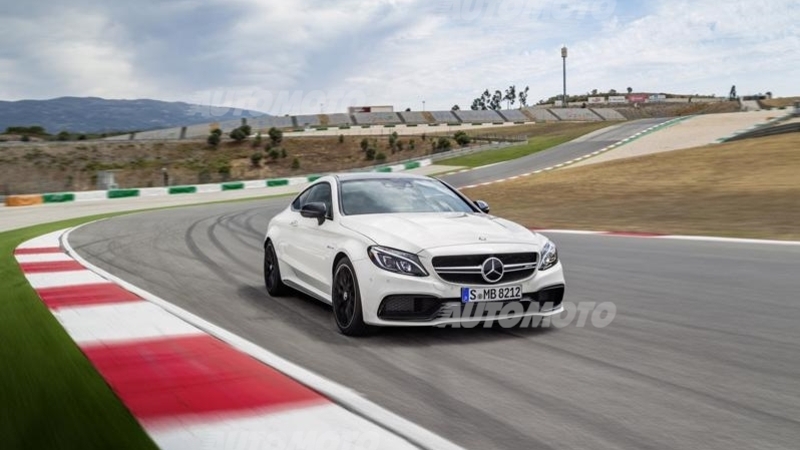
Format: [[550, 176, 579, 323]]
[[0, 0, 797, 112]]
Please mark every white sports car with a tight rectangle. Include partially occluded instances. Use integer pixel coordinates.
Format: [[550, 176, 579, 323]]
[[264, 173, 565, 335]]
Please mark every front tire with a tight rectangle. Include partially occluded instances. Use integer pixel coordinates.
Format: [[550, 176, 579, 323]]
[[332, 258, 372, 336], [264, 241, 288, 296]]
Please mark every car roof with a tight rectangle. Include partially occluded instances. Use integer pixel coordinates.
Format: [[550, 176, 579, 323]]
[[332, 171, 431, 182]]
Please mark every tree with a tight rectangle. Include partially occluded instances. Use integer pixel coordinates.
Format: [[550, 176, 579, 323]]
[[239, 124, 252, 136], [207, 131, 221, 147], [360, 138, 369, 152], [338, 134, 344, 144], [375, 152, 387, 162], [609, 89, 617, 95], [365, 148, 376, 161], [56, 131, 70, 141], [490, 90, 503, 110], [268, 127, 283, 146], [291, 157, 300, 170], [252, 132, 263, 148], [626, 87, 633, 94], [229, 128, 247, 142], [451, 104, 461, 111], [454, 131, 471, 147], [436, 137, 452, 151], [250, 151, 264, 167], [504, 85, 516, 109], [519, 86, 530, 107], [591, 89, 598, 96]]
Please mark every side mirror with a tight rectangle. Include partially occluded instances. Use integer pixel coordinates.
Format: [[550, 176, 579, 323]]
[[475, 200, 490, 214], [300, 202, 327, 225]]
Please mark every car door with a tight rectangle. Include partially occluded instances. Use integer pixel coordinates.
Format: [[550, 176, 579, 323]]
[[288, 182, 338, 298]]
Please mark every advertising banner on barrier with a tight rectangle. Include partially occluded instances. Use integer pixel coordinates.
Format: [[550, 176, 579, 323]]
[[608, 96, 627, 103], [588, 97, 606, 104], [627, 94, 648, 103], [648, 94, 666, 103]]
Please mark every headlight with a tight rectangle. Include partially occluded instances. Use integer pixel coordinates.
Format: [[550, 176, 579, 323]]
[[539, 240, 559, 271], [368, 246, 428, 277]]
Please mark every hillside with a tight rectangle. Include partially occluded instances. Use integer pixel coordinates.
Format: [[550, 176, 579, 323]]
[[0, 97, 268, 134]]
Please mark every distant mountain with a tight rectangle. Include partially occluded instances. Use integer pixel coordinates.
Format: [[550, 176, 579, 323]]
[[0, 97, 268, 134]]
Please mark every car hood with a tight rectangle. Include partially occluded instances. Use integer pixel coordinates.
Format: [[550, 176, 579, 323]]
[[339, 212, 543, 253]]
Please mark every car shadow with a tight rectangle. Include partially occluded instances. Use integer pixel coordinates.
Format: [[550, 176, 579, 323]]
[[236, 284, 559, 346]]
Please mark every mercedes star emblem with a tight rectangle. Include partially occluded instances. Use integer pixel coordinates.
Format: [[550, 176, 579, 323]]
[[481, 257, 504, 284]]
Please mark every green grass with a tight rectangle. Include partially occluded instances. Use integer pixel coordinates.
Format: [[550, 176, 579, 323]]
[[437, 136, 571, 167], [0, 191, 297, 449], [436, 122, 611, 168], [0, 215, 159, 450]]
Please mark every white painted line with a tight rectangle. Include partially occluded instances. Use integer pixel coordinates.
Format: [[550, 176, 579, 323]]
[[25, 270, 111, 289], [53, 302, 204, 345], [244, 180, 266, 189], [147, 403, 418, 450], [74, 191, 107, 202], [196, 184, 222, 194], [554, 164, 564, 168], [140, 188, 169, 197], [656, 235, 800, 246], [17, 230, 64, 249], [62, 227, 466, 450], [15, 253, 73, 263]]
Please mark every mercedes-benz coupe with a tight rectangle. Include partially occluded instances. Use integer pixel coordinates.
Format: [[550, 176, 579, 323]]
[[264, 173, 565, 335]]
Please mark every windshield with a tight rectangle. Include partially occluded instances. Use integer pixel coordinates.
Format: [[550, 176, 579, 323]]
[[340, 178, 476, 215]]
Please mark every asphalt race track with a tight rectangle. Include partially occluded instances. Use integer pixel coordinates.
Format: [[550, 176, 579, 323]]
[[443, 118, 668, 187], [69, 123, 800, 449]]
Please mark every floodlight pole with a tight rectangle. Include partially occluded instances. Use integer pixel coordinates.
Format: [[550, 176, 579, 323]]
[[561, 46, 568, 108]]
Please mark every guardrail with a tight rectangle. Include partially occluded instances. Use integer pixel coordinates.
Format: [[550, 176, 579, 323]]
[[723, 122, 800, 142]]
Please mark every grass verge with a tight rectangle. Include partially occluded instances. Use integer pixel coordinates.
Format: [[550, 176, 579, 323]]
[[0, 192, 295, 449], [0, 215, 159, 450], [464, 133, 800, 240], [437, 122, 610, 167]]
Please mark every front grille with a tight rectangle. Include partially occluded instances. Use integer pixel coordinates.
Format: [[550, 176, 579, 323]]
[[432, 252, 538, 285]]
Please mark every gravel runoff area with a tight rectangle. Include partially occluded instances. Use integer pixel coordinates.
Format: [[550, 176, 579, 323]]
[[570, 110, 785, 168]]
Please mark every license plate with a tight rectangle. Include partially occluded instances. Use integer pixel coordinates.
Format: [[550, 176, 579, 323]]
[[461, 285, 522, 303]]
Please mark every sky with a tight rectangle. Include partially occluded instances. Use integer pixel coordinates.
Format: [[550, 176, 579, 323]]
[[0, 0, 798, 115]]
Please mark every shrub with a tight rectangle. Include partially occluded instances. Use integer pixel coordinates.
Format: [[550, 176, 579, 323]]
[[436, 137, 452, 151], [376, 152, 387, 162], [239, 124, 252, 136], [21, 135, 30, 142], [338, 134, 344, 144], [57, 131, 70, 141], [291, 157, 300, 170], [421, 133, 427, 141], [207, 132, 221, 147], [360, 138, 369, 152], [268, 127, 283, 146], [281, 148, 287, 158], [454, 131, 471, 146], [77, 134, 87, 141], [365, 148, 376, 161], [396, 140, 404, 152], [250, 151, 264, 167], [409, 139, 416, 150], [211, 128, 223, 137], [229, 128, 247, 142], [268, 149, 280, 160], [252, 132, 263, 148]]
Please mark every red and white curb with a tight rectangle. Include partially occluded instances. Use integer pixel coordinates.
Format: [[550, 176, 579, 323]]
[[16, 229, 463, 450]]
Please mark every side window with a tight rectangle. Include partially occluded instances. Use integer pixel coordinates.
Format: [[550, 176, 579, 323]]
[[291, 183, 333, 218]]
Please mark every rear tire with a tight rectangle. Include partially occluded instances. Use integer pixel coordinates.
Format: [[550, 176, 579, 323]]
[[264, 241, 288, 296], [332, 258, 373, 336]]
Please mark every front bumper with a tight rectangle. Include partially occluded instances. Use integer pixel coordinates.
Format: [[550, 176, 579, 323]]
[[352, 258, 566, 327]]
